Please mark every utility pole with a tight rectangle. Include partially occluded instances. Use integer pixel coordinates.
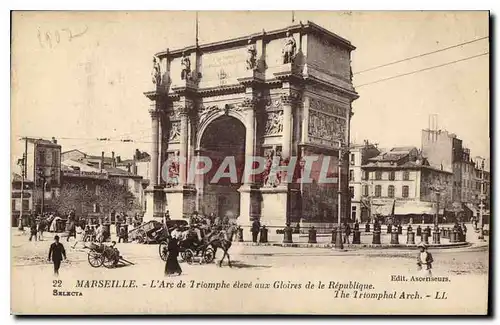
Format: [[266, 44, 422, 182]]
[[17, 137, 28, 230], [37, 167, 47, 215]]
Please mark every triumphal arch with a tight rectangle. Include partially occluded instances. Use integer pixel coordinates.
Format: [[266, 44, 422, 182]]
[[143, 21, 358, 229]]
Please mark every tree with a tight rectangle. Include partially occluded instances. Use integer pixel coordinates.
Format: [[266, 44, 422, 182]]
[[96, 181, 136, 215], [52, 183, 96, 216]]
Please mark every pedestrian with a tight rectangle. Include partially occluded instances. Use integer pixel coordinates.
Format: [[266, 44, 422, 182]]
[[416, 242, 433, 276], [118, 226, 128, 243], [71, 224, 85, 249], [66, 220, 76, 242], [37, 218, 46, 241], [48, 235, 66, 276], [29, 221, 37, 241], [251, 218, 261, 243], [462, 223, 467, 241], [343, 222, 351, 244], [214, 215, 222, 229], [164, 237, 182, 276]]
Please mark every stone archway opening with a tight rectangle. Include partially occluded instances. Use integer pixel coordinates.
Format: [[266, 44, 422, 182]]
[[198, 115, 246, 218]]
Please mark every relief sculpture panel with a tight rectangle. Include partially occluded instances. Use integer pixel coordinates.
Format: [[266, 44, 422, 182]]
[[264, 111, 283, 136], [169, 121, 181, 142], [309, 97, 347, 118], [308, 110, 346, 146]]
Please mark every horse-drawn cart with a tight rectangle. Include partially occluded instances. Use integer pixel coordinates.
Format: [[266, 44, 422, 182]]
[[128, 220, 167, 244], [85, 242, 134, 268]]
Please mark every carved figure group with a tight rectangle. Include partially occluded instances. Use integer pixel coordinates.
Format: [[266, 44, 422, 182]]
[[308, 111, 346, 142], [166, 151, 180, 187], [264, 111, 284, 135], [282, 30, 296, 64], [262, 150, 286, 188], [246, 39, 257, 70], [181, 51, 191, 80], [151, 57, 161, 85], [169, 122, 180, 142]]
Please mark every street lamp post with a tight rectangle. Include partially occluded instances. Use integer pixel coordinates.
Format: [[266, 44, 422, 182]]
[[429, 181, 446, 244], [478, 160, 485, 241], [335, 144, 349, 249]]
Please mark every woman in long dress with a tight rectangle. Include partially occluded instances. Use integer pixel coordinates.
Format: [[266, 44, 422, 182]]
[[164, 238, 182, 276]]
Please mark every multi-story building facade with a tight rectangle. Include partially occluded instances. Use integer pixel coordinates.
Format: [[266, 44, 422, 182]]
[[61, 150, 145, 207], [11, 173, 34, 226], [60, 159, 109, 217], [471, 156, 491, 222], [348, 141, 380, 222], [14, 137, 62, 214], [460, 148, 476, 203], [361, 147, 453, 223], [421, 128, 463, 204]]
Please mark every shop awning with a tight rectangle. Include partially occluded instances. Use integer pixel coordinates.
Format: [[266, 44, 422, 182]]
[[394, 201, 442, 215], [371, 199, 395, 216], [466, 203, 479, 215]]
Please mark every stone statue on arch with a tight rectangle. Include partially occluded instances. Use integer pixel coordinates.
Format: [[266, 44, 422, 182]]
[[151, 56, 161, 85], [245, 38, 257, 70], [282, 30, 296, 64], [181, 51, 191, 80]]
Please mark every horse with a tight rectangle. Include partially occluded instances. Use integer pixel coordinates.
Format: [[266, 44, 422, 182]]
[[206, 224, 238, 267]]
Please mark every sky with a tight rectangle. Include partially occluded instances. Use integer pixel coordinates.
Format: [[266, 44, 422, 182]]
[[11, 11, 490, 171]]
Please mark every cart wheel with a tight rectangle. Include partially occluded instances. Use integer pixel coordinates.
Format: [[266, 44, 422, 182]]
[[184, 249, 194, 265], [203, 248, 215, 264], [136, 229, 147, 244], [87, 251, 103, 268], [103, 254, 117, 269], [159, 240, 169, 261], [180, 250, 187, 262]]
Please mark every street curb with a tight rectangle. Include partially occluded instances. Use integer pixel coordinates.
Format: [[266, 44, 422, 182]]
[[232, 241, 470, 249]]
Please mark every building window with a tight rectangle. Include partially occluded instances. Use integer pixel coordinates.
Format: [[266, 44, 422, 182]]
[[375, 171, 382, 180], [52, 151, 59, 167], [389, 171, 395, 181], [351, 206, 357, 220], [350, 154, 355, 165], [402, 186, 409, 198], [375, 185, 382, 197], [12, 200, 17, 211], [38, 151, 46, 166], [362, 185, 369, 197], [349, 170, 354, 182], [362, 171, 369, 180], [349, 186, 354, 198], [403, 171, 410, 181], [388, 185, 395, 198], [134, 181, 140, 193], [22, 199, 29, 211]]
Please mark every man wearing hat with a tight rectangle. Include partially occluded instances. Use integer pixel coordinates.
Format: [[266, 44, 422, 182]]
[[48, 235, 66, 276], [416, 242, 434, 276]]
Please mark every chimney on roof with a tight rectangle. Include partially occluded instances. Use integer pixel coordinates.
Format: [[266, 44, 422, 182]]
[[135, 149, 141, 161], [52, 137, 57, 144], [112, 151, 116, 168], [127, 163, 131, 173]]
